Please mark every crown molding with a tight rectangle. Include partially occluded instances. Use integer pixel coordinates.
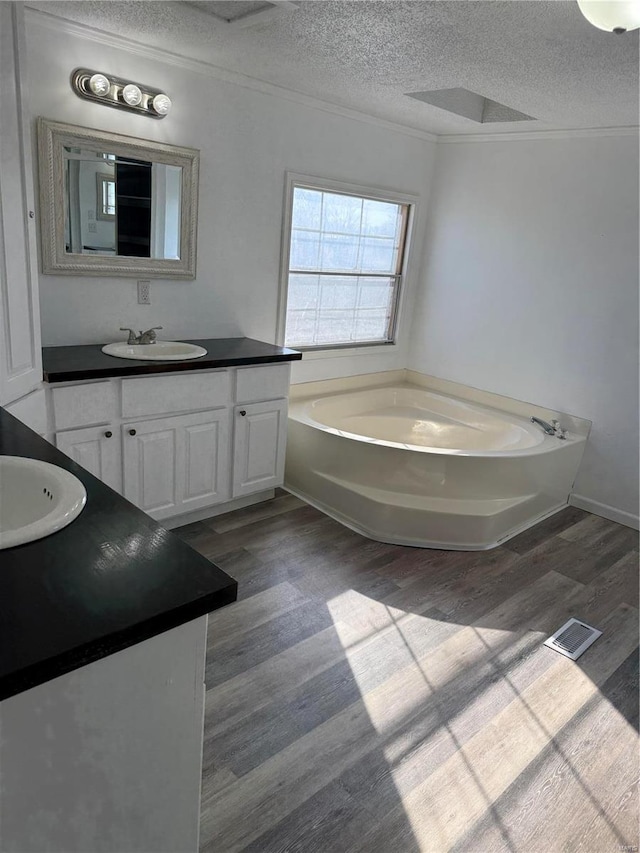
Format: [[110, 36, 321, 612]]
[[437, 125, 640, 143], [24, 7, 439, 143]]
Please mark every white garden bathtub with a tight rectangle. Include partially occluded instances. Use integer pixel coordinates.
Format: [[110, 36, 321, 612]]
[[285, 382, 589, 550]]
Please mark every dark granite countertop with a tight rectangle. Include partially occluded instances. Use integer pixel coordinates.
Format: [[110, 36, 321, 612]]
[[43, 337, 302, 383], [0, 408, 238, 702]]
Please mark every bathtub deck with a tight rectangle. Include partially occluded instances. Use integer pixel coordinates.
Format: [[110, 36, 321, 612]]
[[175, 495, 639, 853]]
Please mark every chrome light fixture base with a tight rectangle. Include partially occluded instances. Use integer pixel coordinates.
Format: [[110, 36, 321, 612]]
[[71, 68, 171, 119]]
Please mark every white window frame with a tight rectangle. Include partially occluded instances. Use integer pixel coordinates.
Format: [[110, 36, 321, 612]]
[[276, 172, 418, 354]]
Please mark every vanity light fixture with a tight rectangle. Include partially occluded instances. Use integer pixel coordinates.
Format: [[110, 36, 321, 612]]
[[152, 93, 172, 116], [576, 0, 640, 33], [88, 73, 110, 97], [122, 83, 143, 107], [71, 68, 172, 118]]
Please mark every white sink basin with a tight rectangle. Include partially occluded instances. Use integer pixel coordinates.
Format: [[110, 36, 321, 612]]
[[102, 341, 207, 361], [0, 456, 87, 550]]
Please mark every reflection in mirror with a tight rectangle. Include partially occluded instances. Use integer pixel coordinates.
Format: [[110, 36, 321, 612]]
[[63, 147, 182, 260]]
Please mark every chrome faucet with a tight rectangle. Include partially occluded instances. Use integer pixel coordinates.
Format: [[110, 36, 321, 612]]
[[531, 416, 567, 439], [120, 326, 163, 345]]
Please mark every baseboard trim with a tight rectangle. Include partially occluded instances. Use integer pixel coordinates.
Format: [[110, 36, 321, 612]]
[[569, 494, 639, 531], [163, 490, 276, 529]]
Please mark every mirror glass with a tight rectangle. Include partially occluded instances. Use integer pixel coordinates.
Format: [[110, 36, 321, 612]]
[[38, 118, 199, 279], [64, 148, 183, 260]]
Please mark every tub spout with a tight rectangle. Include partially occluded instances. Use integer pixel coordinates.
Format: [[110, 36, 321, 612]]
[[531, 416, 566, 439]]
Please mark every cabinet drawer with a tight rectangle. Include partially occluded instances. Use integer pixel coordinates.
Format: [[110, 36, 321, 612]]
[[235, 364, 290, 404], [121, 370, 230, 419], [52, 381, 116, 430]]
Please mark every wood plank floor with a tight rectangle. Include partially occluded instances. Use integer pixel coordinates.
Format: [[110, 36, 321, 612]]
[[174, 494, 639, 853]]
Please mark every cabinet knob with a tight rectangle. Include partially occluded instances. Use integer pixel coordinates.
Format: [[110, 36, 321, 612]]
[[129, 428, 137, 436], [104, 430, 112, 438], [239, 410, 247, 417]]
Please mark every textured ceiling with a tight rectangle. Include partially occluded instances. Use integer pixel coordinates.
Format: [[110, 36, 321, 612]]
[[27, 1, 640, 135]]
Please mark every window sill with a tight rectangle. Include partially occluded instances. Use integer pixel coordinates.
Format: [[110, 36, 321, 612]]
[[291, 342, 398, 360]]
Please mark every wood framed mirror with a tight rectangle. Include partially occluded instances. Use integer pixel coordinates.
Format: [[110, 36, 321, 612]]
[[37, 118, 199, 279]]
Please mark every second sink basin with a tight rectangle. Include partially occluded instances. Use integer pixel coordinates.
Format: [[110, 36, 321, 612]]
[[0, 456, 87, 550], [102, 341, 208, 361]]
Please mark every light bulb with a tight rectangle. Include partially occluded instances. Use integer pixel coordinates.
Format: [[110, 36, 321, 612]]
[[122, 84, 143, 106], [577, 0, 640, 33], [88, 73, 110, 96], [152, 93, 172, 115]]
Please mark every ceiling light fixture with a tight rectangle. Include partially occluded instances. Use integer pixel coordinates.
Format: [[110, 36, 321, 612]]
[[70, 69, 172, 118], [576, 0, 640, 33]]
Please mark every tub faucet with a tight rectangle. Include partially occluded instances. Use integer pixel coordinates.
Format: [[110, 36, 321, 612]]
[[531, 416, 567, 439], [120, 326, 163, 345]]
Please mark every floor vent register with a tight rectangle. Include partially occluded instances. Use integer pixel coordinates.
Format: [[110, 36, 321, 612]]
[[544, 618, 602, 661]]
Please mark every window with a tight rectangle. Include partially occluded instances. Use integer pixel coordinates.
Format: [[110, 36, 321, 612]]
[[96, 172, 116, 220], [281, 179, 412, 350]]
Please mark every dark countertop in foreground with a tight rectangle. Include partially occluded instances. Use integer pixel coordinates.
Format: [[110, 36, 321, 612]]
[[43, 337, 302, 383], [0, 408, 238, 702]]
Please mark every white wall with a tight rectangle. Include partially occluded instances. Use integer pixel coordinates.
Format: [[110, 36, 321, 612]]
[[25, 12, 436, 384], [409, 134, 639, 525]]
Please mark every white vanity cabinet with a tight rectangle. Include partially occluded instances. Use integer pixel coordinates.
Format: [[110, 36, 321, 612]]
[[56, 425, 122, 493], [233, 399, 288, 497], [122, 409, 231, 521], [50, 362, 291, 525]]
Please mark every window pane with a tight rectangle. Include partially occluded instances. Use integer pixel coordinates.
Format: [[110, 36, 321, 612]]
[[362, 199, 401, 237], [290, 229, 320, 269], [319, 233, 359, 271], [319, 276, 358, 310], [359, 237, 397, 273], [287, 274, 320, 310], [105, 181, 115, 215], [292, 188, 322, 230], [315, 310, 356, 344], [321, 192, 362, 234], [286, 310, 317, 346], [358, 278, 393, 309], [285, 273, 397, 348], [354, 311, 389, 341]]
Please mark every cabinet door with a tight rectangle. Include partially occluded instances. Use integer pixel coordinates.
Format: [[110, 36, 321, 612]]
[[233, 400, 287, 498], [0, 5, 42, 405], [56, 426, 121, 493], [123, 410, 230, 520]]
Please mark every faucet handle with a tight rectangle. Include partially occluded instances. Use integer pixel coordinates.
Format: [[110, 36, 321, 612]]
[[139, 326, 163, 344], [120, 327, 138, 345]]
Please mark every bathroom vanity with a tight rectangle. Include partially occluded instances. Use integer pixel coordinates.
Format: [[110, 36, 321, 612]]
[[0, 407, 238, 852], [0, 17, 299, 849], [27, 337, 302, 527], [0, 338, 300, 852]]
